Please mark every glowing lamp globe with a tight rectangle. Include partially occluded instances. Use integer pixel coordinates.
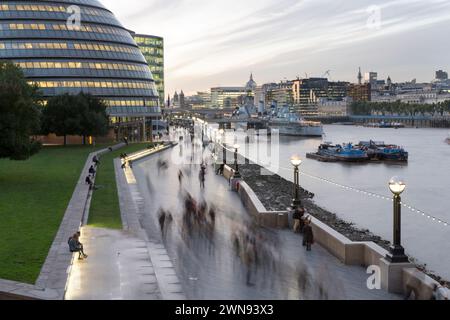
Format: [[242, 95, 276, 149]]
[[290, 155, 303, 167], [389, 176, 406, 195]]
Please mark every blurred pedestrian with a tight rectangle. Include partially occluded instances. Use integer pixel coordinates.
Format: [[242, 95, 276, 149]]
[[209, 207, 216, 225], [85, 176, 93, 189], [199, 166, 206, 189], [244, 236, 256, 286], [433, 283, 449, 300], [303, 218, 314, 251], [178, 170, 184, 185], [88, 165, 96, 177], [158, 209, 166, 232], [93, 155, 100, 165], [293, 207, 304, 233]]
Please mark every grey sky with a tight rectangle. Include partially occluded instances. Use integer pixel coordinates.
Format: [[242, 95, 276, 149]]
[[103, 0, 450, 95]]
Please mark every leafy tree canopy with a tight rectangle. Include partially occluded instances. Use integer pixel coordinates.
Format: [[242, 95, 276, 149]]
[[41, 92, 109, 145], [0, 61, 41, 160], [350, 100, 450, 116]]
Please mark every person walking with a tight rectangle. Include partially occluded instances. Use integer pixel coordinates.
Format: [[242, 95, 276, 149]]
[[303, 218, 314, 251], [433, 283, 449, 300], [243, 237, 256, 286], [293, 207, 305, 233], [178, 169, 184, 186], [158, 209, 167, 234], [199, 166, 206, 189]]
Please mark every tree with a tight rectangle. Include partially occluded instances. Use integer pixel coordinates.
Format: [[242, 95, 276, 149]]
[[41, 94, 83, 145], [41, 93, 109, 145], [78, 93, 109, 144], [0, 62, 41, 160]]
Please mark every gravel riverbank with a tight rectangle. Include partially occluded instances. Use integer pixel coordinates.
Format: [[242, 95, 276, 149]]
[[238, 163, 392, 250]]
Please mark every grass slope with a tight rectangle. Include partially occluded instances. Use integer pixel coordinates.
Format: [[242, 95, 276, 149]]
[[0, 145, 100, 283], [88, 143, 148, 229]]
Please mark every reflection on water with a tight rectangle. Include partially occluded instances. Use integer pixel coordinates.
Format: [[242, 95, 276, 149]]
[[225, 125, 450, 280]]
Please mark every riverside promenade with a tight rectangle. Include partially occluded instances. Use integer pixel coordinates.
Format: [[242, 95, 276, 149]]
[[65, 144, 185, 300], [0, 136, 403, 300], [131, 134, 401, 300]]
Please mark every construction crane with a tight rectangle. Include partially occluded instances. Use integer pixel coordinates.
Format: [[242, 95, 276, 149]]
[[322, 70, 331, 78]]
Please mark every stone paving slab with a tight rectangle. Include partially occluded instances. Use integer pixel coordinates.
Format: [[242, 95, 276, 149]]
[[65, 227, 162, 300], [115, 147, 186, 300]]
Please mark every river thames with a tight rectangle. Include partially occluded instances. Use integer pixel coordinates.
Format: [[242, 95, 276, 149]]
[[221, 125, 450, 280]]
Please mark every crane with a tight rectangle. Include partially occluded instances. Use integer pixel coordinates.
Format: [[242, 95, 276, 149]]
[[322, 70, 331, 78]]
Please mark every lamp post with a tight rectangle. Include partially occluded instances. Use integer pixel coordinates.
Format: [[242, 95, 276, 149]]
[[290, 155, 303, 209], [202, 123, 205, 143], [386, 176, 409, 263], [220, 129, 226, 165], [233, 144, 241, 178]]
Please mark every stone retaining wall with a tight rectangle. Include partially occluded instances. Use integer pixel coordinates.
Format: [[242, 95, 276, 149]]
[[235, 180, 289, 229]]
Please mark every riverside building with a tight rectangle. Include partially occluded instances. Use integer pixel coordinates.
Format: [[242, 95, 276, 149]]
[[0, 0, 161, 141], [211, 87, 246, 108]]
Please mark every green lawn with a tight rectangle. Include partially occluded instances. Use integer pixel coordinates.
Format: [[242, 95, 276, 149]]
[[0, 145, 103, 284], [88, 143, 149, 229]]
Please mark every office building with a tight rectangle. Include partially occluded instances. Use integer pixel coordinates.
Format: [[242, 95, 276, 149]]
[[133, 34, 165, 106], [348, 83, 371, 102]]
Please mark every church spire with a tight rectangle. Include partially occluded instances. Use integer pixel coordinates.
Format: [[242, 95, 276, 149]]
[[358, 67, 363, 85]]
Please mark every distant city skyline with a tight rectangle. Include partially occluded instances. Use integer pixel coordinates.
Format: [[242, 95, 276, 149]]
[[104, 0, 450, 95]]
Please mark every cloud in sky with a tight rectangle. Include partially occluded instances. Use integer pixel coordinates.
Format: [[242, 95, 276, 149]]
[[102, 0, 450, 95]]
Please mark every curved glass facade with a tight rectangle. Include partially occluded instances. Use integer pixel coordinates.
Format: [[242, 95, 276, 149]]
[[0, 0, 160, 117]]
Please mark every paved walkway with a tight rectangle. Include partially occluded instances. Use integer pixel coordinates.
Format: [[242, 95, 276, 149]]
[[65, 145, 184, 300], [131, 132, 401, 300], [65, 227, 161, 300]]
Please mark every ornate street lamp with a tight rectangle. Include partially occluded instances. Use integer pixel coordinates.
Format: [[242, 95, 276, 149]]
[[233, 144, 241, 178], [290, 155, 303, 209], [386, 176, 409, 263]]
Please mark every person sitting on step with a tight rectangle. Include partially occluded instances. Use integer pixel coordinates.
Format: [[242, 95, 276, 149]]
[[68, 232, 88, 260]]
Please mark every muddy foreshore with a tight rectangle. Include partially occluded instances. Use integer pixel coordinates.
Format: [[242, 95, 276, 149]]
[[236, 160, 448, 285]]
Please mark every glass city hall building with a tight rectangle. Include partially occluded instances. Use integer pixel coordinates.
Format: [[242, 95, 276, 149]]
[[0, 0, 161, 141]]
